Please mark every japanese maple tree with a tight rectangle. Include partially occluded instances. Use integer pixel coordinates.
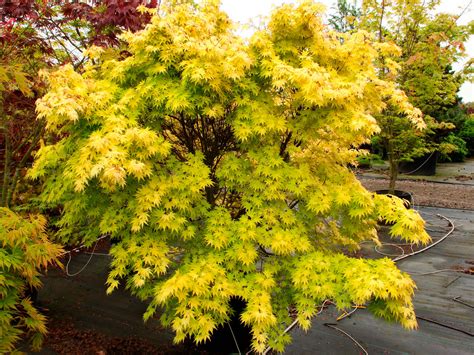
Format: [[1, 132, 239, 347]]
[[0, 208, 62, 352], [31, 1, 430, 352]]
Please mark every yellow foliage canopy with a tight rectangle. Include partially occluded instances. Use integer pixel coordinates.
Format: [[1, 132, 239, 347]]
[[31, 1, 430, 352]]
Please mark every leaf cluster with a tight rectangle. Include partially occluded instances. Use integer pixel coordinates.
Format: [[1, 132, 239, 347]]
[[0, 208, 62, 352]]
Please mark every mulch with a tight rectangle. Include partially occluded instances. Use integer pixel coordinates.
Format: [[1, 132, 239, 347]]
[[42, 318, 199, 355]]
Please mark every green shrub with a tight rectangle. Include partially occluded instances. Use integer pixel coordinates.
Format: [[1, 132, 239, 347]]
[[440, 133, 469, 162], [439, 134, 468, 162], [436, 103, 470, 132], [356, 153, 384, 168], [459, 118, 474, 156]]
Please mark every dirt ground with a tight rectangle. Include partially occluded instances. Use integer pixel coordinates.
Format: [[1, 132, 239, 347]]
[[360, 177, 474, 210]]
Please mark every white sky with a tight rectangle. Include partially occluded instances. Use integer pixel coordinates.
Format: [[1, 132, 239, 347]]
[[221, 0, 474, 102]]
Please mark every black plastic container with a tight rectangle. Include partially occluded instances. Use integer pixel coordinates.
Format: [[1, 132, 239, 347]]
[[198, 297, 252, 354], [399, 151, 438, 176]]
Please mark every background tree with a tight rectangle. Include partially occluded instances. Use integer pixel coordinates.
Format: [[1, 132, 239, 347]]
[[1, 0, 159, 208], [30, 1, 430, 352], [328, 0, 361, 33], [356, 0, 474, 189], [0, 15, 47, 208], [435, 97, 473, 162]]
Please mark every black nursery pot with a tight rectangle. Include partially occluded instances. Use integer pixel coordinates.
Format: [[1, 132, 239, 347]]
[[399, 151, 438, 176], [375, 189, 414, 209], [199, 297, 252, 354]]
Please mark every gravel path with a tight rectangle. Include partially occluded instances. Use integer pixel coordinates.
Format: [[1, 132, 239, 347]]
[[359, 177, 474, 210]]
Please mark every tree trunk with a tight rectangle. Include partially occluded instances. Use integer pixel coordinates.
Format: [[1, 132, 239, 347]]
[[388, 152, 398, 194], [378, 0, 386, 43], [387, 131, 399, 194]]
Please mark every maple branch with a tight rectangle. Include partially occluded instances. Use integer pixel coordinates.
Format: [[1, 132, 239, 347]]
[[258, 245, 274, 257], [378, 0, 386, 42], [43, 27, 76, 64], [176, 113, 196, 154], [48, 18, 85, 55], [279, 130, 292, 161], [288, 199, 299, 209], [12, 121, 41, 156]]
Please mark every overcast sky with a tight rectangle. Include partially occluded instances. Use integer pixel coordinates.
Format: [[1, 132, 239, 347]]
[[220, 0, 473, 103]]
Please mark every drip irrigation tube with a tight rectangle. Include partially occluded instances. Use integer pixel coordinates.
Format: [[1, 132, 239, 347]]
[[324, 323, 368, 355], [453, 296, 474, 309], [400, 151, 436, 175], [65, 239, 100, 277], [228, 323, 242, 355], [59, 234, 108, 257], [393, 214, 455, 262], [60, 235, 109, 277], [416, 316, 474, 337]]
